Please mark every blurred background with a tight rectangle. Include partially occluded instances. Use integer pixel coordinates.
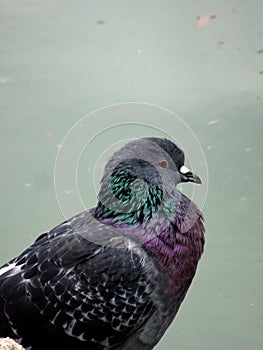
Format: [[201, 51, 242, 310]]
[[0, 1, 262, 349]]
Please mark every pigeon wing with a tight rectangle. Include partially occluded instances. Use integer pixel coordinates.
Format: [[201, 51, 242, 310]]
[[0, 216, 155, 349]]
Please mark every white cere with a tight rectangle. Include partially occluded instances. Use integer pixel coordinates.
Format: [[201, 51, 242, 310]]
[[179, 165, 190, 174]]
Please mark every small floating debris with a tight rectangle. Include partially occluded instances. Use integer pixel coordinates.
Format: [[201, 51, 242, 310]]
[[24, 183, 32, 188], [45, 131, 54, 137], [0, 77, 11, 84], [64, 189, 75, 195], [96, 19, 105, 25], [208, 120, 219, 125], [196, 14, 216, 28], [217, 41, 224, 50], [245, 147, 252, 152], [137, 49, 142, 54]]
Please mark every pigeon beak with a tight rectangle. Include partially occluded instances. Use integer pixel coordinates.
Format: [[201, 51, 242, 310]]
[[179, 165, 202, 184]]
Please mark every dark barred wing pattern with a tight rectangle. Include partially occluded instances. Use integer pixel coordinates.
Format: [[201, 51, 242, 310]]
[[0, 217, 155, 350]]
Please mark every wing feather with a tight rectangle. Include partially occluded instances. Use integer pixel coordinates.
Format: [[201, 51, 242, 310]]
[[0, 213, 155, 349]]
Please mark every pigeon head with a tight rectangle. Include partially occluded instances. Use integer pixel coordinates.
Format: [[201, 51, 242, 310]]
[[95, 137, 201, 225], [146, 137, 202, 185]]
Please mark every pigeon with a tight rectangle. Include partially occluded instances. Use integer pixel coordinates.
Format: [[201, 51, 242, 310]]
[[0, 137, 205, 350]]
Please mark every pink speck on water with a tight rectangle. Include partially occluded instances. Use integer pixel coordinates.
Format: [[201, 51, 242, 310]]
[[46, 131, 54, 137], [196, 14, 216, 28]]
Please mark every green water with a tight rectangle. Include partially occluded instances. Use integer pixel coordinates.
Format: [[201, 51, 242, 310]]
[[0, 1, 262, 349]]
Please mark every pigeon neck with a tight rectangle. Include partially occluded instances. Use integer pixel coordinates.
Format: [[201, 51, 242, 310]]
[[93, 164, 167, 225], [93, 199, 161, 226], [93, 191, 181, 228]]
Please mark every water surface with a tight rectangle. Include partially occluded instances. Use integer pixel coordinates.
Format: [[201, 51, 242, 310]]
[[0, 1, 262, 349]]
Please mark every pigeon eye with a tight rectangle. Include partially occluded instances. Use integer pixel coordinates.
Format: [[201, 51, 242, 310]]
[[158, 160, 169, 169]]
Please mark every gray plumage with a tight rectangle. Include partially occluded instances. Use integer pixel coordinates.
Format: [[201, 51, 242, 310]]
[[0, 137, 205, 349]]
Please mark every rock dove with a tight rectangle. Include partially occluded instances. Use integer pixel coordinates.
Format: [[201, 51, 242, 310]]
[[0, 137, 205, 350]]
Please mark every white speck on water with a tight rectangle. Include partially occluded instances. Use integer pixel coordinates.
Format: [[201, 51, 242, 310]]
[[24, 183, 32, 188], [208, 120, 219, 125], [137, 49, 142, 54], [218, 292, 223, 297], [250, 302, 254, 307], [86, 168, 91, 173], [245, 147, 252, 152], [207, 145, 212, 150], [240, 196, 246, 201], [56, 144, 62, 149], [0, 77, 11, 84], [64, 189, 74, 195]]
